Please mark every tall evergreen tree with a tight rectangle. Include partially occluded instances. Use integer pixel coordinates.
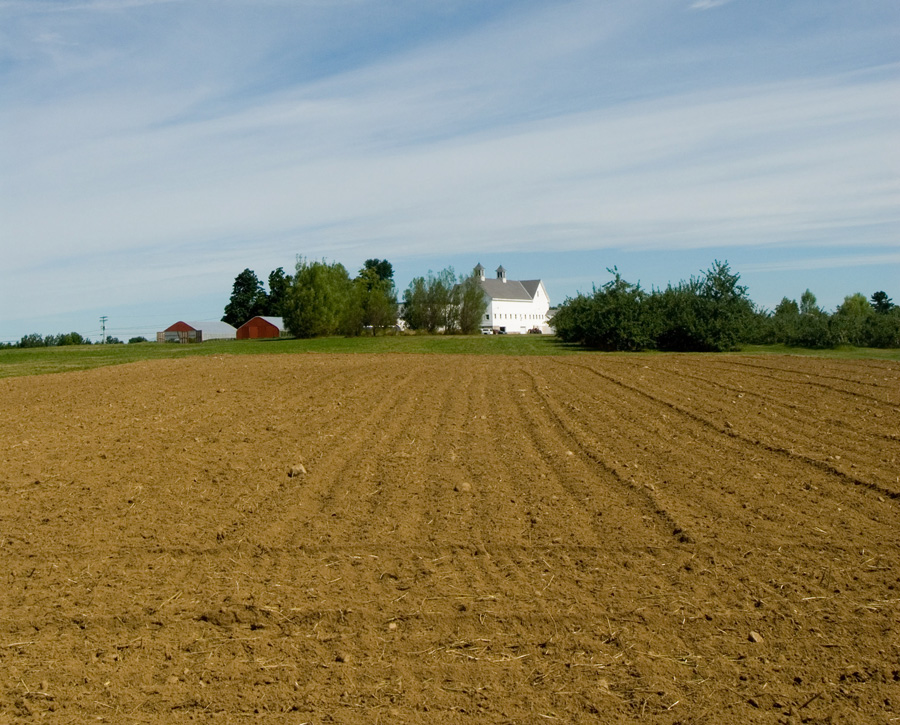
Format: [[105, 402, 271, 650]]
[[266, 267, 293, 317], [222, 269, 267, 327], [870, 291, 894, 314], [362, 259, 394, 283]]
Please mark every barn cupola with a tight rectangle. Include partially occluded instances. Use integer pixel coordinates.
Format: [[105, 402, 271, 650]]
[[496, 265, 507, 283], [474, 263, 485, 281]]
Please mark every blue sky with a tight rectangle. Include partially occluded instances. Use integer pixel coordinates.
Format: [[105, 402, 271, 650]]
[[1, 0, 898, 342]]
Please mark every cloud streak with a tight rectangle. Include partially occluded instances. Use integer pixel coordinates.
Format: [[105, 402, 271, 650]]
[[742, 252, 900, 274]]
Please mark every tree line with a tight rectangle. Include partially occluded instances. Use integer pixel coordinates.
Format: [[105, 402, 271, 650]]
[[755, 289, 899, 349], [553, 261, 899, 351], [6, 258, 894, 351], [1, 332, 152, 348], [223, 258, 488, 338]]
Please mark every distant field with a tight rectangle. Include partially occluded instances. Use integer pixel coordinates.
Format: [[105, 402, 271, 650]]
[[1, 336, 897, 378], [0, 335, 574, 378]]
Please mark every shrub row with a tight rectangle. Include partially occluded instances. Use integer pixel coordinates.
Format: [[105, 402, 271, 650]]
[[554, 263, 899, 351]]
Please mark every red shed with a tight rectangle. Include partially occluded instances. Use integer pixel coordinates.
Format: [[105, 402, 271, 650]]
[[236, 316, 287, 340]]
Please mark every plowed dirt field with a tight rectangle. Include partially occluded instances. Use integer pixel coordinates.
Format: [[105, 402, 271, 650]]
[[1, 353, 898, 724]]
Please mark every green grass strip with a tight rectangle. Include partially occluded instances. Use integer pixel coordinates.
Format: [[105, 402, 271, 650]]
[[1, 336, 896, 379]]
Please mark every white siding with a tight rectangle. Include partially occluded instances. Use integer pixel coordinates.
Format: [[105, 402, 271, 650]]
[[482, 282, 551, 333]]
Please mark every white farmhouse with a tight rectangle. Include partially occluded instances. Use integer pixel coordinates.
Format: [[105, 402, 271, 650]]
[[476, 264, 552, 334]]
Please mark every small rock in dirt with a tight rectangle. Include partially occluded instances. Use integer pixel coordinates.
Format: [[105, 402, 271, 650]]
[[288, 463, 307, 478], [388, 622, 398, 631], [335, 652, 350, 663], [748, 630, 764, 643], [454, 481, 472, 493]]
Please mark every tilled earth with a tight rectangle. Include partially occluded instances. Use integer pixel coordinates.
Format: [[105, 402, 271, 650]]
[[1, 353, 898, 723]]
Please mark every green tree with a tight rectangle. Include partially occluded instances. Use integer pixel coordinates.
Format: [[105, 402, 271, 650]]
[[57, 332, 86, 346], [455, 271, 488, 335], [128, 336, 149, 344], [651, 278, 705, 351], [554, 269, 651, 350], [866, 307, 900, 348], [282, 257, 352, 338], [401, 268, 456, 333], [551, 292, 594, 345], [769, 297, 800, 344], [346, 264, 399, 335], [870, 291, 894, 314], [400, 276, 428, 331], [223, 268, 267, 327], [831, 293, 875, 346], [266, 267, 293, 317], [363, 259, 394, 283], [17, 333, 45, 348], [789, 290, 832, 348], [651, 261, 752, 352], [555, 261, 751, 352], [698, 260, 754, 350]]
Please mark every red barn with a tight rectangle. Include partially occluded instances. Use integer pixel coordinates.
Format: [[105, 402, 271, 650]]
[[236, 316, 287, 340]]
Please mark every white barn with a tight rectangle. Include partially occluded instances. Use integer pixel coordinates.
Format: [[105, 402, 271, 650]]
[[476, 264, 552, 334]]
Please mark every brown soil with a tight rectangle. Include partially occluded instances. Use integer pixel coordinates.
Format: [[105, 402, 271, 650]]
[[1, 353, 898, 724]]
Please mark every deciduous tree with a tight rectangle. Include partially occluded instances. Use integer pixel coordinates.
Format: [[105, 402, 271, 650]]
[[401, 268, 456, 333], [455, 271, 488, 335], [282, 258, 352, 338]]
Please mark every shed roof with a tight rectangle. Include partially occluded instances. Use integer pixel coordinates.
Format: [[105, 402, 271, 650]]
[[257, 316, 285, 329], [184, 320, 237, 336]]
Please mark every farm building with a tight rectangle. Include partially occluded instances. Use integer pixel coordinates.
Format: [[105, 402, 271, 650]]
[[476, 264, 552, 334], [156, 320, 237, 343], [236, 316, 290, 340]]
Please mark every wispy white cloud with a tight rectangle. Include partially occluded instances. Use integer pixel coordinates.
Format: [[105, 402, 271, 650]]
[[742, 252, 900, 274], [5, 64, 897, 270], [690, 0, 735, 10], [0, 0, 184, 11]]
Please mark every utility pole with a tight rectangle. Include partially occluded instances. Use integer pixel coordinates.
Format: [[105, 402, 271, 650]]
[[100, 316, 107, 344]]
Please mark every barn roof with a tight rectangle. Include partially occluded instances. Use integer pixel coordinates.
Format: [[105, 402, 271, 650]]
[[479, 278, 541, 302]]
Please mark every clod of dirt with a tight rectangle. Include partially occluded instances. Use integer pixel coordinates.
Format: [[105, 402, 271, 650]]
[[288, 463, 307, 478], [454, 481, 472, 492], [335, 652, 351, 663], [749, 630, 764, 643]]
